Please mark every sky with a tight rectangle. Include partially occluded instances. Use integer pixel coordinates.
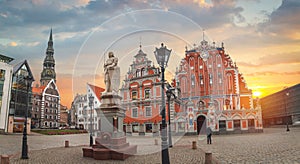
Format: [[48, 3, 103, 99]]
[[1, 0, 299, 108]]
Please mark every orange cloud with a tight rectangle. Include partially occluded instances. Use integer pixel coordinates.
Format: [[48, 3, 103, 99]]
[[8, 42, 18, 47]]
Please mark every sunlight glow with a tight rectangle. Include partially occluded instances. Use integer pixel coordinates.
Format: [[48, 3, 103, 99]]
[[253, 91, 262, 97]]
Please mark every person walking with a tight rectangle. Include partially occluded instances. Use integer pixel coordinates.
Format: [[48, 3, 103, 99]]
[[207, 126, 212, 144]]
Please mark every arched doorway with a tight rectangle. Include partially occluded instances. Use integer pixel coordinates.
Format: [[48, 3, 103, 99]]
[[197, 115, 206, 135]]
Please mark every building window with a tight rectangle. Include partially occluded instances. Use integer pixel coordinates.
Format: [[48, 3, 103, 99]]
[[191, 75, 195, 87], [145, 107, 152, 117], [132, 124, 139, 133], [209, 74, 213, 85], [199, 74, 203, 85], [145, 89, 150, 99], [234, 120, 241, 129], [218, 73, 222, 84], [45, 108, 48, 113], [132, 91, 137, 100], [217, 64, 221, 67], [132, 108, 138, 118], [45, 115, 48, 119], [199, 65, 203, 69], [136, 70, 140, 77], [219, 120, 226, 129], [248, 119, 255, 127]]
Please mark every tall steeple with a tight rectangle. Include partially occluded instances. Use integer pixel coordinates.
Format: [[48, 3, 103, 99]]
[[40, 28, 56, 86]]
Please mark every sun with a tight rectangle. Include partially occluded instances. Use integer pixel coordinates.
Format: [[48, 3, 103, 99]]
[[253, 91, 262, 97]]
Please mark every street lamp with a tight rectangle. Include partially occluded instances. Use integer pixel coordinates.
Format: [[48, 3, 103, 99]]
[[154, 43, 172, 164], [166, 88, 176, 148], [284, 91, 290, 132], [88, 94, 94, 146], [21, 75, 33, 159]]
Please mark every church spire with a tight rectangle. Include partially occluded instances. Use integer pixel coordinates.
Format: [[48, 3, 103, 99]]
[[49, 28, 53, 42], [47, 28, 54, 53], [41, 28, 56, 86]]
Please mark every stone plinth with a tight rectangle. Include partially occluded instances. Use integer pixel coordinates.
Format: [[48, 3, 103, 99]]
[[82, 132, 137, 160], [82, 92, 137, 160]]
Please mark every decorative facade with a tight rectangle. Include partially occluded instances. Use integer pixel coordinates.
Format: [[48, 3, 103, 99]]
[[0, 54, 14, 133], [175, 39, 262, 134], [120, 46, 180, 135], [31, 29, 60, 128]]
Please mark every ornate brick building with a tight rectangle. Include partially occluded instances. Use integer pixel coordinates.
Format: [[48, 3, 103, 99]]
[[175, 39, 262, 134], [120, 46, 180, 135]]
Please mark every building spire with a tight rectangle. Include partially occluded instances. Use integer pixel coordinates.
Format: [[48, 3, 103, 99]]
[[139, 36, 142, 50], [49, 28, 53, 42], [47, 28, 53, 51], [202, 29, 205, 41], [41, 28, 56, 86]]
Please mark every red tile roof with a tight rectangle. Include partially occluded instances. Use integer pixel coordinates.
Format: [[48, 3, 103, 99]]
[[88, 83, 105, 101], [32, 86, 46, 94]]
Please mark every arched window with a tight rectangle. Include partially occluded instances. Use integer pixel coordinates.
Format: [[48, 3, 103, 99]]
[[198, 101, 205, 110], [191, 75, 195, 87], [226, 73, 233, 92]]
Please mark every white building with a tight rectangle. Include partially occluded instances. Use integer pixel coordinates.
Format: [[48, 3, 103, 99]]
[[0, 54, 14, 133], [72, 94, 87, 129], [71, 83, 104, 132]]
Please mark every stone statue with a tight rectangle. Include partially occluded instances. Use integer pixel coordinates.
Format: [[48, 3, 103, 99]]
[[104, 52, 120, 93]]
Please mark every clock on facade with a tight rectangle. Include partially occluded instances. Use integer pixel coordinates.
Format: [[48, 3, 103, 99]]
[[201, 50, 209, 60], [47, 70, 52, 75]]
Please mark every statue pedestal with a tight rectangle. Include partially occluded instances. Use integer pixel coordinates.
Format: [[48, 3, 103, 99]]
[[82, 93, 137, 160]]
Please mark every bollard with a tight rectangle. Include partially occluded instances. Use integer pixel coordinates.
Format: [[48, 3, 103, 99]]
[[154, 139, 158, 145], [192, 141, 197, 149], [65, 140, 69, 148], [205, 152, 212, 164], [1, 154, 9, 164]]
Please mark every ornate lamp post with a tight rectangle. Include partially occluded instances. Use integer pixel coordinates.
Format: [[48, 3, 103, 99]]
[[284, 91, 290, 132], [88, 94, 94, 146], [166, 88, 176, 148], [21, 75, 33, 159], [154, 43, 172, 164]]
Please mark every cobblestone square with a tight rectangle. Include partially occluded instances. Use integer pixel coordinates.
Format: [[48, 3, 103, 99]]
[[0, 127, 299, 163]]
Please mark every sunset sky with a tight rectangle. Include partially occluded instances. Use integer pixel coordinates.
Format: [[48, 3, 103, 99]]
[[1, 0, 299, 108]]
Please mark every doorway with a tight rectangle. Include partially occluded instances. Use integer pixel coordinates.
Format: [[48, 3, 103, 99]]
[[197, 115, 206, 135]]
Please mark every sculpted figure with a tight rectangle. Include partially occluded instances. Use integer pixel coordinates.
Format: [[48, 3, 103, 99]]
[[104, 52, 120, 93]]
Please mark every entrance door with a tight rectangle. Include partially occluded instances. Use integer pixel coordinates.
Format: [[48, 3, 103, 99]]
[[197, 116, 206, 135]]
